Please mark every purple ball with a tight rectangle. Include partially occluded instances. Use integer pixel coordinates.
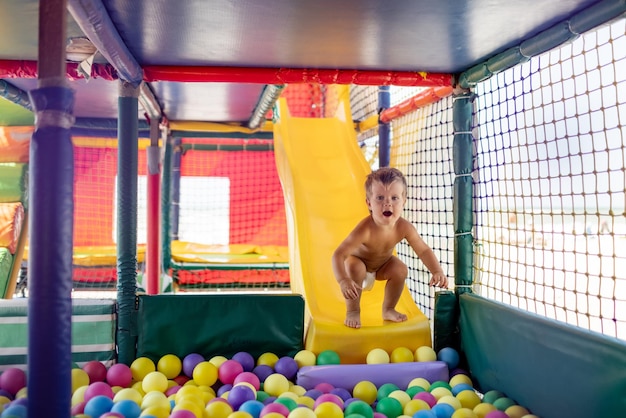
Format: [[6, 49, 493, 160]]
[[252, 364, 274, 382], [330, 387, 352, 402], [262, 396, 277, 405], [303, 389, 323, 400], [217, 383, 233, 397], [232, 352, 255, 372], [228, 384, 256, 410], [183, 353, 205, 377], [0, 389, 13, 400], [274, 356, 298, 380]]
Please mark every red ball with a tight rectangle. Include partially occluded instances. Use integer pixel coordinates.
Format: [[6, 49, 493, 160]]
[[0, 367, 27, 396], [83, 360, 107, 383], [106, 363, 132, 388]]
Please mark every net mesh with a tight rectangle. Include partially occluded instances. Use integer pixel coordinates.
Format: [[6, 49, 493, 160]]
[[472, 18, 626, 338]]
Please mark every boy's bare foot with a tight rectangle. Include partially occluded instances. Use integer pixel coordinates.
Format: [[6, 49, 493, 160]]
[[345, 310, 361, 328], [383, 308, 407, 323]]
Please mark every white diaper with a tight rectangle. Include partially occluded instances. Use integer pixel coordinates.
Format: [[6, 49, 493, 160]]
[[362, 271, 376, 291]]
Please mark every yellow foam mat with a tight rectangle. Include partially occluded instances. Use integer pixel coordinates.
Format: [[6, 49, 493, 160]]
[[273, 92, 432, 364]]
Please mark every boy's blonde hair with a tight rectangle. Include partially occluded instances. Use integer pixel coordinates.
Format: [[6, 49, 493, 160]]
[[365, 167, 408, 197]]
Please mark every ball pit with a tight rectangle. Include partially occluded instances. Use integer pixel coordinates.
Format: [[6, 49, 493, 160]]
[[0, 346, 541, 418]]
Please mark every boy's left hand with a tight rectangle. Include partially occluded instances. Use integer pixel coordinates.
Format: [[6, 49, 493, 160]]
[[429, 272, 448, 288]]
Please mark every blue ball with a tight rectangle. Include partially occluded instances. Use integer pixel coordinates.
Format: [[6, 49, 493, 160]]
[[437, 347, 460, 369], [84, 395, 114, 417], [1, 404, 27, 418], [431, 403, 455, 418], [451, 383, 474, 396], [111, 399, 141, 418], [239, 400, 265, 418], [413, 410, 436, 418]]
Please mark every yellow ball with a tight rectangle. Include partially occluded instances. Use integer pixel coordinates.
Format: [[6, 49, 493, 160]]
[[205, 400, 234, 418], [438, 395, 462, 410], [430, 387, 453, 400], [415, 346, 437, 362], [366, 348, 390, 364], [0, 396, 10, 408], [141, 390, 170, 410], [173, 399, 204, 418], [113, 388, 143, 405], [229, 412, 254, 418], [264, 373, 290, 396], [314, 401, 343, 418], [403, 399, 430, 416], [352, 380, 378, 404], [193, 361, 219, 387], [505, 405, 530, 418], [293, 350, 317, 367], [449, 374, 473, 388], [390, 347, 414, 363], [157, 354, 183, 379], [288, 406, 317, 418], [388, 390, 411, 407], [472, 402, 497, 418], [142, 371, 169, 393], [71, 386, 87, 406], [289, 384, 307, 396], [131, 357, 156, 381], [264, 413, 287, 418], [140, 405, 170, 418], [209, 355, 229, 369], [15, 387, 27, 399], [257, 352, 279, 368], [407, 378, 430, 391], [456, 390, 481, 409], [451, 408, 478, 418], [71, 368, 90, 394], [296, 396, 315, 409]]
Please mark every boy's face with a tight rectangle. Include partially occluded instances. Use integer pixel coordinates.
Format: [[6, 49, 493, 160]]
[[366, 180, 406, 224]]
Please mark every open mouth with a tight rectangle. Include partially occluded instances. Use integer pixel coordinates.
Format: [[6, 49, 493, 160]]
[[383, 211, 393, 217]]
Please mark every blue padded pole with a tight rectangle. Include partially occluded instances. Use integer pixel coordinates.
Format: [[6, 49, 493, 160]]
[[116, 81, 139, 365], [27, 0, 74, 416], [378, 86, 391, 168]]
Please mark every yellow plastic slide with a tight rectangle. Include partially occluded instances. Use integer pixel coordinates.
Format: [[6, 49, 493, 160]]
[[273, 92, 432, 364]]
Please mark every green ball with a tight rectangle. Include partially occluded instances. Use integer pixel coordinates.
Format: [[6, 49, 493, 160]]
[[256, 390, 270, 402], [377, 383, 400, 401], [316, 350, 341, 365], [429, 380, 452, 391], [275, 397, 298, 411], [493, 397, 516, 411], [344, 400, 374, 418], [405, 385, 426, 398], [482, 389, 504, 404], [375, 397, 403, 418]]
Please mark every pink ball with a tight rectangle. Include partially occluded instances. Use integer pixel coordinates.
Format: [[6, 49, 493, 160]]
[[0, 367, 26, 396], [71, 400, 86, 415], [84, 381, 114, 403], [106, 363, 133, 388], [485, 412, 509, 418], [171, 410, 198, 418], [314, 382, 335, 394], [374, 413, 387, 418], [233, 371, 261, 390], [100, 414, 124, 418], [219, 359, 244, 385], [314, 393, 344, 409], [166, 385, 182, 396], [413, 391, 437, 408], [260, 402, 290, 418], [83, 360, 107, 383]]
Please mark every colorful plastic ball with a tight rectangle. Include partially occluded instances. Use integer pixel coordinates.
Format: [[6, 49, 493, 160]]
[[456, 390, 481, 409], [257, 353, 279, 368], [303, 389, 323, 400], [169, 410, 197, 418], [182, 353, 204, 377], [413, 411, 436, 418], [313, 400, 344, 418], [472, 403, 496, 418], [240, 399, 265, 418], [275, 396, 299, 412], [390, 347, 414, 363], [431, 402, 456, 418], [106, 363, 133, 388], [481, 390, 504, 405], [253, 365, 274, 382], [406, 386, 426, 398], [437, 395, 462, 410], [450, 408, 477, 418], [130, 357, 156, 381], [376, 397, 403, 418], [217, 384, 233, 397], [261, 402, 290, 418], [314, 382, 335, 394], [288, 406, 317, 418], [492, 397, 516, 411], [100, 413, 124, 418], [430, 387, 453, 401], [113, 387, 143, 404], [263, 373, 290, 397], [0, 367, 26, 397], [274, 357, 299, 380], [83, 360, 108, 383], [229, 384, 257, 410], [377, 383, 400, 400], [413, 392, 437, 408], [72, 368, 90, 393], [210, 355, 230, 368], [233, 352, 256, 372], [437, 348, 460, 370], [71, 401, 87, 416], [352, 381, 377, 405], [1, 404, 27, 418], [84, 381, 114, 402], [293, 350, 316, 368], [193, 361, 219, 387], [219, 360, 245, 384], [403, 399, 430, 416], [408, 378, 430, 391], [316, 350, 340, 365], [141, 391, 169, 410], [142, 371, 169, 393], [345, 399, 374, 418], [483, 412, 508, 418], [330, 387, 352, 402], [449, 375, 472, 388], [314, 393, 344, 409], [451, 384, 474, 396], [504, 405, 529, 418], [234, 371, 262, 390], [206, 399, 235, 418], [110, 398, 142, 418], [84, 394, 114, 417], [415, 346, 437, 362], [157, 354, 182, 379], [367, 348, 390, 365], [430, 381, 451, 392]]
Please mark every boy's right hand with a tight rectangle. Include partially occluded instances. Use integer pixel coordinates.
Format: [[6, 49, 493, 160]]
[[339, 279, 360, 300]]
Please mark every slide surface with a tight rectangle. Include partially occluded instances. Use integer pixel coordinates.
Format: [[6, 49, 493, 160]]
[[273, 94, 432, 364]]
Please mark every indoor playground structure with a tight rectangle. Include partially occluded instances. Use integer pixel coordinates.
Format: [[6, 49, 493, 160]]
[[0, 1, 625, 418]]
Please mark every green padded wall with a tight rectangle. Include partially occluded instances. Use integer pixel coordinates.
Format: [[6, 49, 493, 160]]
[[459, 292, 626, 418], [136, 294, 305, 362], [0, 163, 28, 207], [0, 249, 12, 298], [0, 299, 116, 369]]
